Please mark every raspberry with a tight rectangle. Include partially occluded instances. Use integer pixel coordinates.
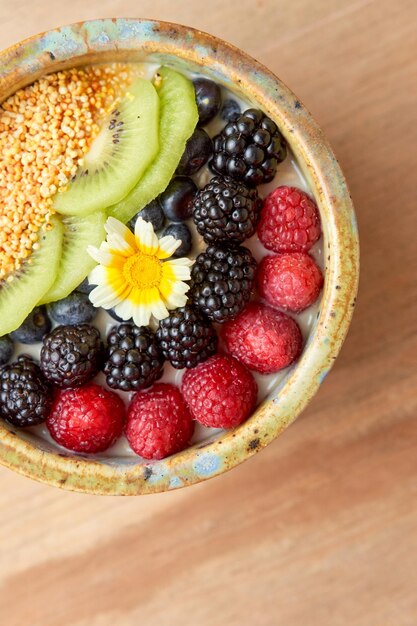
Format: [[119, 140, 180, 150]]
[[222, 303, 302, 374], [126, 383, 194, 460], [258, 186, 321, 253], [258, 253, 323, 312], [181, 354, 257, 429], [47, 383, 125, 453]]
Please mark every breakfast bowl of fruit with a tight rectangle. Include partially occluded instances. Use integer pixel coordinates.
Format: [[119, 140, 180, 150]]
[[0, 19, 359, 494]]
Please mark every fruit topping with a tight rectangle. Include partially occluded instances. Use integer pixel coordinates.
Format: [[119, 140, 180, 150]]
[[258, 186, 321, 253], [48, 292, 97, 325], [53, 77, 160, 216], [126, 383, 194, 459], [10, 306, 51, 344], [156, 305, 218, 369], [88, 217, 193, 326], [40, 324, 103, 388], [182, 354, 257, 428], [192, 175, 262, 244], [104, 323, 164, 392], [210, 108, 287, 187], [0, 356, 51, 427], [108, 67, 199, 224], [176, 128, 213, 176], [129, 199, 165, 233], [40, 211, 106, 304], [193, 77, 222, 126], [258, 253, 323, 312], [161, 223, 192, 258], [76, 278, 95, 295], [0, 65, 131, 280], [0, 216, 63, 337], [190, 244, 257, 323], [222, 302, 302, 374], [0, 336, 13, 366], [220, 99, 241, 122], [47, 383, 125, 453], [159, 176, 198, 222]]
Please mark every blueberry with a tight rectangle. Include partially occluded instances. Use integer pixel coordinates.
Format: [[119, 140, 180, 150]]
[[193, 78, 222, 126], [159, 176, 198, 222], [129, 199, 165, 232], [108, 308, 127, 323], [176, 128, 213, 176], [0, 335, 14, 365], [76, 278, 95, 295], [10, 306, 51, 344], [220, 99, 241, 122], [163, 223, 192, 258], [48, 292, 96, 325]]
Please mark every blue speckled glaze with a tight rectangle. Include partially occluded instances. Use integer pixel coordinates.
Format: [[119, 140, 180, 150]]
[[194, 454, 222, 476], [0, 19, 359, 495]]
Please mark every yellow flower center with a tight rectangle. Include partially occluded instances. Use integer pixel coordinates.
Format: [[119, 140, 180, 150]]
[[123, 252, 162, 290]]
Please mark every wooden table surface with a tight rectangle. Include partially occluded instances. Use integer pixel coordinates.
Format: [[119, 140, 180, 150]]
[[0, 1, 416, 624]]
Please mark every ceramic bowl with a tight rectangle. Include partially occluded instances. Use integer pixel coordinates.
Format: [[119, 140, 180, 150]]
[[0, 19, 359, 494]]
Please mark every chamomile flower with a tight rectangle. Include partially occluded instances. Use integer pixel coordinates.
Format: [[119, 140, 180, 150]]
[[87, 216, 193, 326]]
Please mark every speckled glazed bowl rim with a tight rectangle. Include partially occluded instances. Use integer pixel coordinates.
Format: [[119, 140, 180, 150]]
[[0, 18, 359, 495]]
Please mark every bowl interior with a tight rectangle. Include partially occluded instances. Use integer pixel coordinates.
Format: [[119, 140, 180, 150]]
[[0, 19, 359, 494]]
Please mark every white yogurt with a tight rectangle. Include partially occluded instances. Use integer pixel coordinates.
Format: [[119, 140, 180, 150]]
[[11, 64, 323, 460]]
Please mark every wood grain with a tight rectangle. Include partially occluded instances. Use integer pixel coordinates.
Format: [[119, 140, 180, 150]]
[[0, 1, 416, 624]]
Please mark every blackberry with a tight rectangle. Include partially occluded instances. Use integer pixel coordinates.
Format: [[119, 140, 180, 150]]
[[104, 324, 164, 391], [210, 108, 287, 187], [193, 175, 262, 244], [0, 355, 51, 427], [40, 324, 104, 388], [189, 244, 257, 323], [156, 306, 218, 369]]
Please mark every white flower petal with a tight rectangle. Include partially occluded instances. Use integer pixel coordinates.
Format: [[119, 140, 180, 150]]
[[89, 285, 122, 309], [88, 265, 107, 285], [105, 217, 131, 238], [106, 232, 135, 256], [157, 235, 181, 258], [135, 217, 159, 254], [87, 245, 113, 265], [163, 260, 192, 281], [166, 292, 188, 309], [114, 299, 135, 322], [168, 257, 194, 267], [150, 298, 169, 320], [132, 303, 152, 327]]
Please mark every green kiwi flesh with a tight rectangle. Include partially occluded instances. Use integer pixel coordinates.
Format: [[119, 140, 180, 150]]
[[53, 77, 160, 217], [40, 211, 106, 304], [108, 67, 198, 224], [0, 217, 63, 336]]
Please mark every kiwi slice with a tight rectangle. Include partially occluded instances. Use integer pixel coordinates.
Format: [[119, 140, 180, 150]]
[[108, 67, 199, 224], [40, 211, 106, 304], [53, 78, 160, 217], [0, 217, 63, 336]]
